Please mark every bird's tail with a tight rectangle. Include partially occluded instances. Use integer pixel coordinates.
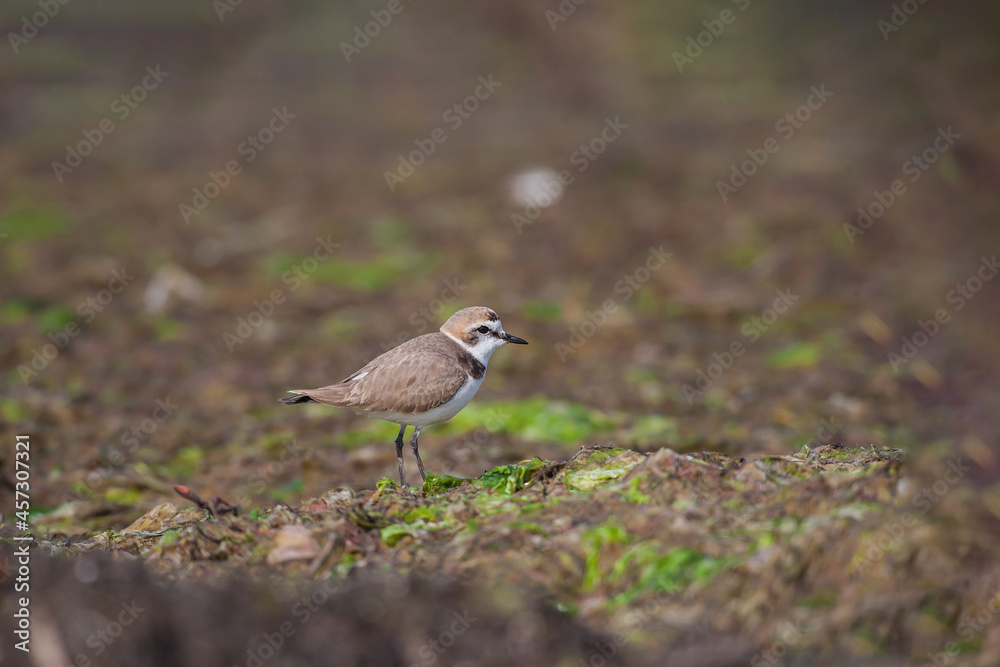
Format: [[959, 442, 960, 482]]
[[280, 394, 317, 405]]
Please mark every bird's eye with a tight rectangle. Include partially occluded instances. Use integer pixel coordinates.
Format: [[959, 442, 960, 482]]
[[476, 326, 491, 334]]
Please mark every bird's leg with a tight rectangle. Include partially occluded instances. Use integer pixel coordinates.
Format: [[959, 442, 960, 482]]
[[394, 424, 408, 488], [409, 426, 426, 482]]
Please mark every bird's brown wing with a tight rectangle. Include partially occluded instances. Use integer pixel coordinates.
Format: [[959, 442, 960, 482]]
[[288, 333, 471, 415]]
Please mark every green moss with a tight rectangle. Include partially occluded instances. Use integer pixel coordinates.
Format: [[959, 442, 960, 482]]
[[471, 493, 561, 517], [421, 472, 468, 495], [471, 496, 518, 515], [508, 521, 549, 537], [380, 523, 415, 547], [368, 218, 411, 248], [582, 521, 634, 591], [150, 315, 184, 341], [260, 433, 298, 455], [555, 600, 579, 616], [516, 499, 562, 515], [320, 312, 362, 339], [0, 398, 28, 423], [623, 414, 680, 447], [439, 396, 621, 444], [521, 299, 563, 322], [381, 514, 452, 547], [579, 518, 734, 604], [936, 152, 961, 185], [157, 529, 181, 547], [335, 422, 397, 450], [816, 447, 869, 462], [27, 505, 57, 522], [403, 506, 443, 523], [0, 204, 73, 240], [268, 477, 305, 502], [767, 342, 822, 369], [635, 288, 658, 312], [375, 477, 399, 493], [37, 304, 75, 333], [104, 487, 144, 505], [750, 534, 775, 552], [609, 546, 733, 606], [165, 445, 204, 476], [259, 246, 437, 292], [475, 457, 546, 494], [563, 450, 641, 491], [621, 478, 651, 504], [0, 299, 32, 324]]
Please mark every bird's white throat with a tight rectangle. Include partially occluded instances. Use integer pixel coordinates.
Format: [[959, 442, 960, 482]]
[[443, 329, 508, 366]]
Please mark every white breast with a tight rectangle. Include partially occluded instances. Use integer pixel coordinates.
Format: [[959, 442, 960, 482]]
[[367, 375, 485, 427]]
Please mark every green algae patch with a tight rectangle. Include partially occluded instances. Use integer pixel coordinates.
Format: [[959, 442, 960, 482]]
[[582, 521, 634, 591], [0, 203, 73, 240], [470, 492, 562, 518], [156, 529, 181, 548], [475, 457, 546, 494], [260, 245, 436, 292], [621, 478, 651, 504], [422, 472, 468, 494], [766, 342, 822, 369], [438, 396, 621, 444], [608, 546, 733, 606], [579, 521, 733, 604], [562, 449, 645, 491], [403, 506, 443, 523], [337, 422, 397, 450], [622, 414, 681, 448], [820, 447, 867, 461], [516, 498, 562, 516], [508, 521, 550, 538], [381, 516, 453, 547], [31, 443, 994, 666], [380, 523, 415, 547], [375, 477, 399, 493]]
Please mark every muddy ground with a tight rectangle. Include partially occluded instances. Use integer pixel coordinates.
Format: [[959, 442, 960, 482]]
[[2, 1, 1000, 665]]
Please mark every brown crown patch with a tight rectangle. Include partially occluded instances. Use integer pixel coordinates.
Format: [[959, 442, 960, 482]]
[[439, 306, 499, 338]]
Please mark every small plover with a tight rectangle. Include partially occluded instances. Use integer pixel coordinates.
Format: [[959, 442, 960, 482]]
[[281, 306, 528, 487]]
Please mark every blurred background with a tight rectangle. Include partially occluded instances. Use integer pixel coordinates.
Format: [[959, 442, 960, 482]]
[[2, 0, 1000, 518]]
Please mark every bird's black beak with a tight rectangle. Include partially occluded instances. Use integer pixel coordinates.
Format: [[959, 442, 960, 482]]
[[501, 332, 528, 345]]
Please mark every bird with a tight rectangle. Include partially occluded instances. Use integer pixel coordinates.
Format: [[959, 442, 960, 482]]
[[280, 306, 528, 487]]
